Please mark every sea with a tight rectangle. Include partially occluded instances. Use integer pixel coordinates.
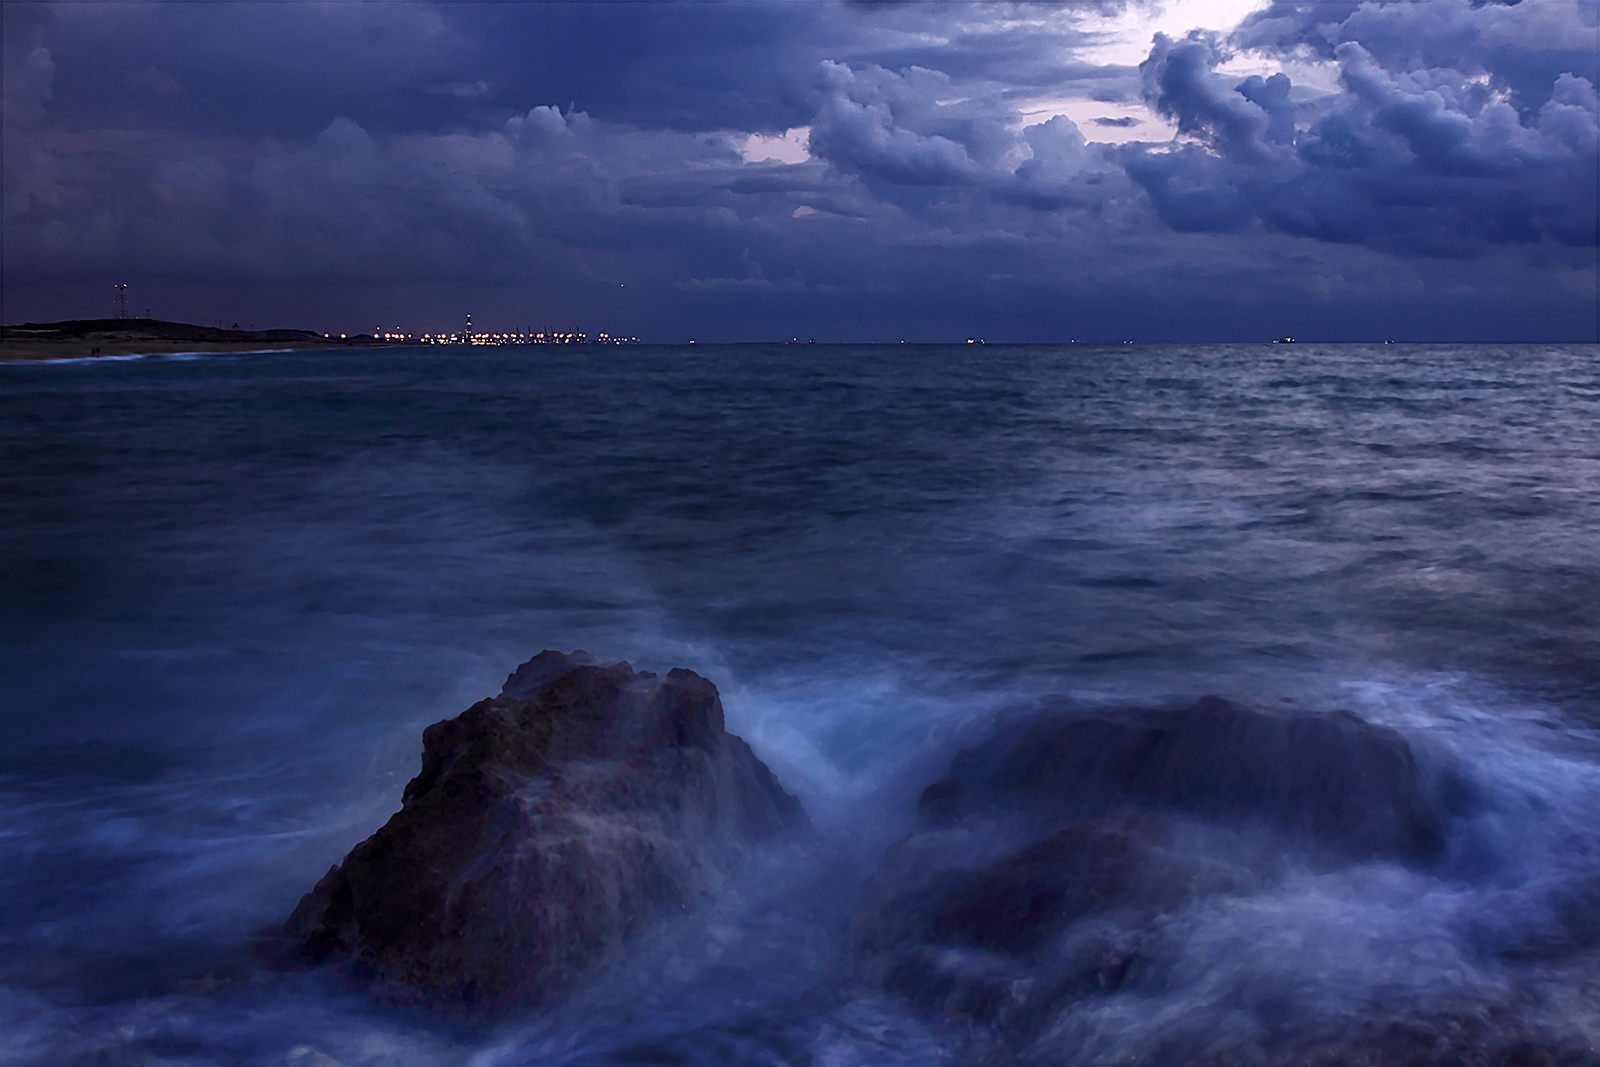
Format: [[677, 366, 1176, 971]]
[[3, 342, 1599, 1065]]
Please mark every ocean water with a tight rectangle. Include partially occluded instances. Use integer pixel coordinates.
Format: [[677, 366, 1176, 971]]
[[2, 342, 1599, 1065]]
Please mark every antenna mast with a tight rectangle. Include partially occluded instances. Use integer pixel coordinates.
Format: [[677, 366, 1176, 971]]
[[113, 283, 129, 320]]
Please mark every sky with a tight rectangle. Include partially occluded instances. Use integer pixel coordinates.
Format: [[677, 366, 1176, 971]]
[[2, 0, 1597, 342]]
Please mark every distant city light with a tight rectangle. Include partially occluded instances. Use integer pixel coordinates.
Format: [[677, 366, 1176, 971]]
[[413, 329, 638, 346]]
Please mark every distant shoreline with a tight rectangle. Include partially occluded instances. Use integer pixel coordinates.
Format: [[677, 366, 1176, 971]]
[[0, 318, 384, 363], [0, 339, 386, 363]]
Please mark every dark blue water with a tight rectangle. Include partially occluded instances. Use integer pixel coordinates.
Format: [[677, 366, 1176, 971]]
[[4, 343, 1600, 1064]]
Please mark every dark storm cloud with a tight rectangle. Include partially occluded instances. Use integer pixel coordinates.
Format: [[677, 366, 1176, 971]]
[[4, 4, 1117, 299], [808, 61, 1002, 186], [2, 1, 1595, 340], [16, 2, 475, 138], [1124, 28, 1598, 256], [21, 1, 1094, 141], [1234, 0, 1599, 111]]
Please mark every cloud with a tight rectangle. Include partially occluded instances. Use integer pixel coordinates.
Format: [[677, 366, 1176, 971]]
[[679, 276, 808, 294], [0, 1, 1593, 341], [807, 61, 992, 187], [124, 65, 183, 98], [2, 44, 54, 129], [1232, 0, 1599, 111], [743, 127, 812, 165], [1122, 28, 1599, 255], [426, 80, 491, 100], [803, 59, 1114, 213]]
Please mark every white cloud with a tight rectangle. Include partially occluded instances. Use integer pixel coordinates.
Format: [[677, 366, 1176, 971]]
[[425, 80, 491, 99], [742, 126, 811, 165], [1020, 96, 1178, 145], [1078, 0, 1274, 66]]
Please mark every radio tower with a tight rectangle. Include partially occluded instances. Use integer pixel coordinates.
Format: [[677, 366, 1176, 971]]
[[465, 311, 472, 344], [113, 283, 129, 320]]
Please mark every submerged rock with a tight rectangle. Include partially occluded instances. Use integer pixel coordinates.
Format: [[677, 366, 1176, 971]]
[[272, 650, 808, 1014], [853, 697, 1481, 1056], [913, 695, 1459, 862]]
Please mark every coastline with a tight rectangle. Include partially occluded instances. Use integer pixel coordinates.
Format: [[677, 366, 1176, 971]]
[[1, 333, 384, 364], [0, 319, 392, 364]]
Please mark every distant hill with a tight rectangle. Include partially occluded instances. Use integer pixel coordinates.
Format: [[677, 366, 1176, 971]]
[[4, 318, 338, 344], [1, 319, 378, 361]]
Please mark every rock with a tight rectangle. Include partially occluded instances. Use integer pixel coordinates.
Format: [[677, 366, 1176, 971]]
[[271, 650, 808, 1014], [854, 813, 1256, 1038], [854, 813, 1237, 1035], [852, 697, 1473, 1052], [914, 696, 1463, 863]]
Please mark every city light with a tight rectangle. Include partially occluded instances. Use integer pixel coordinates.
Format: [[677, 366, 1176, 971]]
[[415, 330, 638, 345]]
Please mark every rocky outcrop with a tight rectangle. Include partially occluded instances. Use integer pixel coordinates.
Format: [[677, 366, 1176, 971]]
[[912, 695, 1460, 862], [852, 697, 1475, 1055], [273, 650, 808, 1014]]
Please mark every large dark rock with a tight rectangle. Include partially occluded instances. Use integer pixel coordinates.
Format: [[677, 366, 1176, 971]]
[[914, 695, 1460, 862], [854, 812, 1254, 1037], [852, 697, 1478, 1056], [273, 650, 808, 1014]]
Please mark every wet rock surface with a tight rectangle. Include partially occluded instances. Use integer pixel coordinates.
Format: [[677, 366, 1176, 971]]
[[272, 650, 808, 1014], [849, 697, 1600, 1064], [912, 695, 1463, 863]]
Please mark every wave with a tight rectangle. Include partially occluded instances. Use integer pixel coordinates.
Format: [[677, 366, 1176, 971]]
[[4, 669, 1598, 1065], [0, 347, 310, 367]]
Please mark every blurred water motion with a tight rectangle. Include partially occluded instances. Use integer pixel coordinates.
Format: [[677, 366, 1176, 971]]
[[3, 342, 1599, 1064]]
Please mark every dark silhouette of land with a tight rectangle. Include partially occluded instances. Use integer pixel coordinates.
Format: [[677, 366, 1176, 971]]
[[1, 319, 382, 362]]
